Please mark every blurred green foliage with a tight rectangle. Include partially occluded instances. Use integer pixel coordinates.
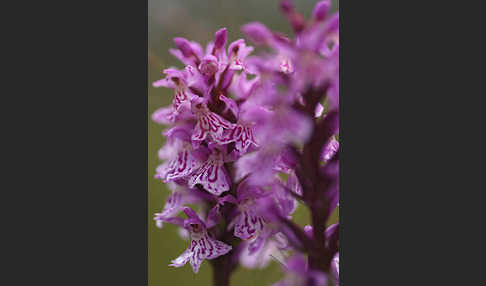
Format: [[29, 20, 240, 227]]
[[148, 1, 338, 285]]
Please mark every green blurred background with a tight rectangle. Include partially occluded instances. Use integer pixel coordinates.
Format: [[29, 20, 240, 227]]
[[148, 1, 339, 285]]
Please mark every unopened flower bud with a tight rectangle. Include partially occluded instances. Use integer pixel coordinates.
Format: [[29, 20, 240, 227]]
[[199, 55, 219, 76], [312, 0, 331, 22]]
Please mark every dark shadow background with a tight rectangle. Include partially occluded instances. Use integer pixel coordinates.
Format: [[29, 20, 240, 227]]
[[148, 1, 339, 285]]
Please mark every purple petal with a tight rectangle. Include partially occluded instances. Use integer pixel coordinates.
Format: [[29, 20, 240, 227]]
[[275, 182, 297, 217], [218, 94, 239, 119], [280, 0, 305, 33], [239, 235, 285, 269], [230, 73, 260, 100], [218, 194, 237, 205], [286, 254, 308, 275], [192, 110, 234, 144], [162, 149, 201, 182], [321, 137, 339, 162], [325, 13, 339, 35], [173, 37, 195, 58], [206, 204, 222, 229], [218, 124, 258, 154], [312, 0, 331, 22], [286, 172, 303, 196], [325, 223, 339, 239], [331, 253, 339, 285], [163, 123, 193, 143], [205, 236, 232, 259], [186, 233, 232, 273], [152, 106, 176, 125], [153, 192, 184, 228], [241, 22, 273, 45], [183, 206, 199, 221], [189, 251, 203, 273], [234, 208, 265, 240], [188, 155, 231, 196], [159, 216, 184, 228], [169, 247, 191, 268], [213, 27, 228, 52], [235, 149, 278, 186], [152, 78, 173, 88]]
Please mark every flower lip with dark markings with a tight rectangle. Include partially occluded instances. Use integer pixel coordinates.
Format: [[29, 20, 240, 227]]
[[151, 0, 339, 280]]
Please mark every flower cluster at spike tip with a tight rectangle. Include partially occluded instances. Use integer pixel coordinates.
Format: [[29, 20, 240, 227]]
[[151, 1, 339, 285]]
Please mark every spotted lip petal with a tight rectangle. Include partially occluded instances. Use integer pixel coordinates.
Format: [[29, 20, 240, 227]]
[[233, 180, 267, 240], [234, 209, 265, 240], [235, 125, 258, 152], [170, 208, 232, 274], [173, 90, 189, 111], [191, 107, 234, 144], [221, 124, 258, 154], [169, 248, 192, 268], [153, 191, 183, 228], [157, 148, 201, 182], [188, 232, 232, 273], [156, 136, 200, 181], [188, 153, 230, 196]]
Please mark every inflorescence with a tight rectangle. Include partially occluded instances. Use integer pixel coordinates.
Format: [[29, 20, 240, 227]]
[[152, 1, 339, 285]]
